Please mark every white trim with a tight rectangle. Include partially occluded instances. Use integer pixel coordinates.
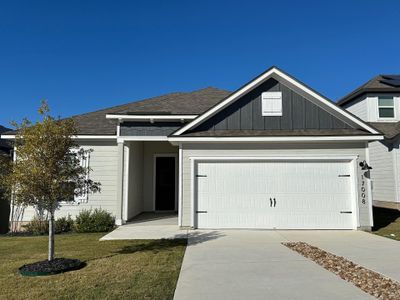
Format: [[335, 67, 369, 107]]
[[190, 155, 359, 230], [153, 153, 178, 212], [365, 142, 374, 226], [122, 143, 130, 221], [190, 158, 195, 228], [117, 120, 121, 137], [168, 135, 384, 143], [106, 114, 197, 120], [118, 136, 168, 143], [0, 134, 117, 140], [178, 144, 183, 227], [173, 67, 380, 136], [189, 155, 358, 161], [350, 158, 360, 228]]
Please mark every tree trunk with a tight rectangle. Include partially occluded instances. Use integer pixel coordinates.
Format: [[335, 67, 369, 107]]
[[48, 211, 55, 261]]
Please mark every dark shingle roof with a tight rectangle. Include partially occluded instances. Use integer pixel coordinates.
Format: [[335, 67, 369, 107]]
[[368, 122, 400, 140], [69, 87, 230, 135], [181, 129, 372, 137], [338, 74, 400, 106]]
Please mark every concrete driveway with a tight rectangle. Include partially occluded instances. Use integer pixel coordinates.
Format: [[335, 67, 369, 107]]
[[174, 230, 400, 300]]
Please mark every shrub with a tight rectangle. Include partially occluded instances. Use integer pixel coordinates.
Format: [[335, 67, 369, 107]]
[[55, 216, 74, 234], [74, 209, 115, 233], [22, 217, 48, 235], [23, 215, 74, 235]]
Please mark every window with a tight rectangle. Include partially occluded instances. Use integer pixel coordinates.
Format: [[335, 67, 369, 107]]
[[378, 96, 395, 118], [75, 150, 90, 203], [61, 149, 90, 205], [262, 91, 282, 116]]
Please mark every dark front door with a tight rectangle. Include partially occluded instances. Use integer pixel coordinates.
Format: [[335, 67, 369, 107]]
[[155, 156, 176, 211]]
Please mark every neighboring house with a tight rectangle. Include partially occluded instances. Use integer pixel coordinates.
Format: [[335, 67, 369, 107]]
[[1, 67, 384, 230], [338, 75, 400, 210], [0, 125, 12, 233], [0, 125, 12, 157]]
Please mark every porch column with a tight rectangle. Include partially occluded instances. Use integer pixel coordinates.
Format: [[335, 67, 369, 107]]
[[116, 141, 125, 225]]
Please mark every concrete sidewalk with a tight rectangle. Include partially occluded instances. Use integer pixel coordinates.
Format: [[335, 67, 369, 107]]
[[174, 230, 387, 300]]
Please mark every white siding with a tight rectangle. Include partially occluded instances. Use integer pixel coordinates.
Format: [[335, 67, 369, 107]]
[[344, 94, 400, 122], [181, 142, 371, 229], [20, 141, 119, 221], [126, 141, 144, 219], [368, 141, 396, 202], [142, 141, 178, 211], [344, 95, 368, 121]]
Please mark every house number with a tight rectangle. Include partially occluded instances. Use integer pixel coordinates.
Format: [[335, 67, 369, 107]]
[[361, 175, 366, 205]]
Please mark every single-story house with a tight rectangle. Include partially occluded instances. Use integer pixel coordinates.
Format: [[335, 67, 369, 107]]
[[338, 74, 400, 210], [1, 67, 384, 230]]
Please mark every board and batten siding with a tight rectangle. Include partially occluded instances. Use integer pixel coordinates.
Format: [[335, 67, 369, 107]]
[[181, 142, 371, 229], [19, 141, 119, 221], [120, 122, 183, 136], [368, 141, 396, 203], [192, 78, 352, 132]]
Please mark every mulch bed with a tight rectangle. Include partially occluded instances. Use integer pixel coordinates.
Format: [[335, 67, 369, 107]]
[[283, 242, 400, 300], [19, 258, 85, 276]]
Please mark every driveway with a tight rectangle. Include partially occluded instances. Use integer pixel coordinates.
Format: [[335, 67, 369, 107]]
[[174, 230, 398, 300]]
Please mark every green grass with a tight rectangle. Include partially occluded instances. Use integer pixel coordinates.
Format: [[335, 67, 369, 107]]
[[0, 233, 187, 300], [372, 207, 400, 241]]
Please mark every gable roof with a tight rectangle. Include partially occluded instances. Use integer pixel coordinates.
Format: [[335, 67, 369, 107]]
[[338, 74, 400, 106], [173, 66, 380, 136]]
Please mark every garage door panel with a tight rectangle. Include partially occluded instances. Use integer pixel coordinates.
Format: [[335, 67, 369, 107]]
[[196, 160, 355, 229]]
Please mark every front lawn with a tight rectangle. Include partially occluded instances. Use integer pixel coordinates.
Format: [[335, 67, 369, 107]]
[[372, 207, 400, 241], [0, 233, 187, 299]]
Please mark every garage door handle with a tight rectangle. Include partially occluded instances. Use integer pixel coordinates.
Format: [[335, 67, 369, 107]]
[[196, 211, 208, 214], [340, 211, 352, 214], [273, 198, 276, 207], [270, 198, 273, 207]]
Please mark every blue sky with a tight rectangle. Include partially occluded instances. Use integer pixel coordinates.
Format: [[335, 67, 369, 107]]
[[0, 0, 399, 126]]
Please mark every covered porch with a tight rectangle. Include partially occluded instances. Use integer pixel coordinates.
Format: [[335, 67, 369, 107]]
[[115, 140, 181, 226]]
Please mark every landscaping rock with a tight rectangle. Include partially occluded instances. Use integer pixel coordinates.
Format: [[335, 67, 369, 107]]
[[283, 242, 400, 300]]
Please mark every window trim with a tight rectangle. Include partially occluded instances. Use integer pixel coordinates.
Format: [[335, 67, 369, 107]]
[[377, 96, 395, 119]]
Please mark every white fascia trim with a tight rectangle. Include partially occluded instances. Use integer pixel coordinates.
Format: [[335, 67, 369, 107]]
[[189, 155, 359, 161], [106, 114, 198, 120], [1, 134, 117, 140], [168, 135, 384, 143], [173, 67, 380, 135], [117, 136, 168, 142]]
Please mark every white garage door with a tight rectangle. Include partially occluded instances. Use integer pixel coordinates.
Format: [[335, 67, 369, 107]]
[[195, 160, 355, 229]]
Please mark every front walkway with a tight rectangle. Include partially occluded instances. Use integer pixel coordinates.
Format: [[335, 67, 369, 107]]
[[100, 213, 187, 240], [174, 230, 400, 300]]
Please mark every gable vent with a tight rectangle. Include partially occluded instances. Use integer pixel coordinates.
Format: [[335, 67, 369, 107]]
[[261, 91, 282, 116]]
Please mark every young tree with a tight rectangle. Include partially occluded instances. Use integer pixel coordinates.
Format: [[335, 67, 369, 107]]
[[0, 101, 100, 261]]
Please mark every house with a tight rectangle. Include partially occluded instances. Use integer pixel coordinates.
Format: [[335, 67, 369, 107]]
[[0, 125, 12, 157], [338, 75, 400, 210], [0, 125, 12, 233], [1, 67, 384, 230]]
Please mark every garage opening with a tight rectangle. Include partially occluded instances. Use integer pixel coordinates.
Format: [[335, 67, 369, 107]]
[[194, 159, 356, 229]]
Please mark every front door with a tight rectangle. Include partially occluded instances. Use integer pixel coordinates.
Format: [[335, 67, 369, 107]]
[[155, 156, 176, 211]]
